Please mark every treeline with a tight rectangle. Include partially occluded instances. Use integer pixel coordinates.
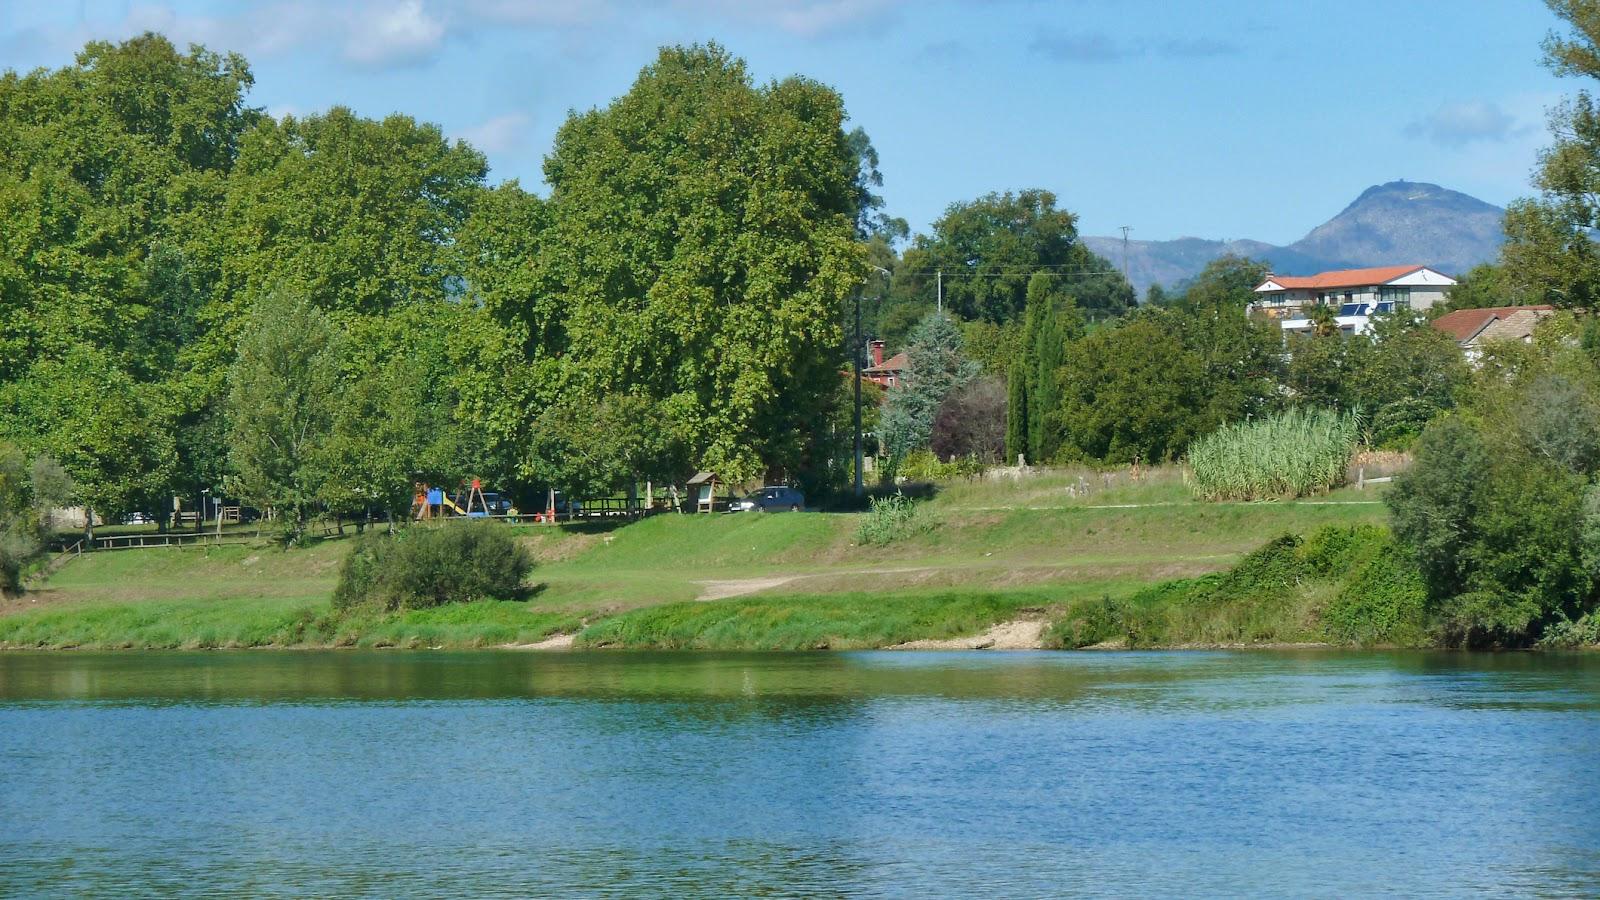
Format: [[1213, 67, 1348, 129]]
[[877, 254, 1469, 473], [0, 35, 903, 537]]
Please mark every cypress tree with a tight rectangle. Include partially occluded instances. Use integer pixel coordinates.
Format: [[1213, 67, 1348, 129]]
[[1029, 301, 1065, 463], [1005, 356, 1029, 465]]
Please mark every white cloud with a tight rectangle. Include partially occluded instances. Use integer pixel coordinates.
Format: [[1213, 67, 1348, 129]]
[[458, 111, 533, 153], [3, 0, 908, 74], [463, 0, 615, 27], [343, 0, 447, 67], [1030, 32, 1131, 63], [1031, 32, 1242, 64], [1406, 100, 1529, 148], [682, 0, 904, 38]]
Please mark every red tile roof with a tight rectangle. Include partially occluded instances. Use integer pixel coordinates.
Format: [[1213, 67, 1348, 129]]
[[1257, 265, 1429, 291], [863, 351, 908, 374], [1430, 305, 1555, 342]]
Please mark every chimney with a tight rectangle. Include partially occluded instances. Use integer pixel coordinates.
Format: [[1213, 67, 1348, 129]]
[[868, 339, 885, 367]]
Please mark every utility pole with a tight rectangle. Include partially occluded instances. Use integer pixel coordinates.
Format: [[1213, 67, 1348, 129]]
[[858, 265, 892, 498], [936, 269, 943, 314], [1119, 226, 1132, 284], [853, 290, 864, 498]]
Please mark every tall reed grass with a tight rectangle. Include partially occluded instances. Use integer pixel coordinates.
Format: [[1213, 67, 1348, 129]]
[[1188, 407, 1360, 500]]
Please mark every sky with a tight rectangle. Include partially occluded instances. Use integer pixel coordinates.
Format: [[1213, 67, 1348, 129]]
[[0, 0, 1573, 244]]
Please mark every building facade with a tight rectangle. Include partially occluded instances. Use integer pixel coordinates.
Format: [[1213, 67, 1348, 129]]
[[1251, 265, 1457, 336]]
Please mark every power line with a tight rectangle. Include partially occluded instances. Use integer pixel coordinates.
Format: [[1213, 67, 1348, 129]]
[[896, 269, 1123, 278]]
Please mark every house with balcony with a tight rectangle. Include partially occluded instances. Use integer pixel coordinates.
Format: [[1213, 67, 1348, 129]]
[[1250, 265, 1457, 336]]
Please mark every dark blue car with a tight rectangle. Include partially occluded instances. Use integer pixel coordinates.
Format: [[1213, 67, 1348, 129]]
[[728, 486, 806, 513]]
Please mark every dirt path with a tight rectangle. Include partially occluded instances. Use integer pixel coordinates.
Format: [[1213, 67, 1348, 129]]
[[890, 618, 1049, 651], [694, 576, 800, 601], [693, 566, 946, 601], [502, 632, 576, 650]]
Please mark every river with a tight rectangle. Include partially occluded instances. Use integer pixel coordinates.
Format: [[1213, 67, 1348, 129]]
[[2, 650, 1598, 897]]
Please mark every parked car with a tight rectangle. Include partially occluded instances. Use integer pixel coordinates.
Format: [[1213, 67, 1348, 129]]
[[729, 486, 805, 513], [479, 492, 516, 515]]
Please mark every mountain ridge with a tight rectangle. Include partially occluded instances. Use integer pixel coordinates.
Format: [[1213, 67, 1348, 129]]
[[1083, 181, 1505, 295]]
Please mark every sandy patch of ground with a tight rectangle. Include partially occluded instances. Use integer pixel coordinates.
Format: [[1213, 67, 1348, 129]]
[[890, 617, 1049, 651], [694, 576, 800, 601], [503, 632, 577, 650]]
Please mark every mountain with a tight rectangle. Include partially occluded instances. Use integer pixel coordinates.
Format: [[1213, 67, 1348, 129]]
[[1082, 181, 1506, 296]]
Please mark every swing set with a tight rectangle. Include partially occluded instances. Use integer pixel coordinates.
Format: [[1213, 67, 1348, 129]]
[[411, 477, 498, 520]]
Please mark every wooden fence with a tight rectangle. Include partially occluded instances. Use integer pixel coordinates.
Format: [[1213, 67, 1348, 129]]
[[49, 532, 257, 553]]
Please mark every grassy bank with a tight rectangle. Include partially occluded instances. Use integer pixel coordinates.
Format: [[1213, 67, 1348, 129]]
[[1, 474, 1399, 650], [1047, 524, 1429, 649]]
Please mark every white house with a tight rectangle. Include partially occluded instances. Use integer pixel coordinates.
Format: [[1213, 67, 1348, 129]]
[[1250, 265, 1457, 336]]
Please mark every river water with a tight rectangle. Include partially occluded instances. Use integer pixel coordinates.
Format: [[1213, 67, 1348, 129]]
[[2, 650, 1598, 897]]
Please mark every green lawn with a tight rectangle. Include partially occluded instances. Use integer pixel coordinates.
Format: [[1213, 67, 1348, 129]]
[[1, 472, 1394, 650]]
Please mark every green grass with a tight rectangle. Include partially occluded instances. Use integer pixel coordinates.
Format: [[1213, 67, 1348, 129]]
[[1045, 524, 1430, 649], [3, 472, 1399, 650], [575, 584, 1116, 651]]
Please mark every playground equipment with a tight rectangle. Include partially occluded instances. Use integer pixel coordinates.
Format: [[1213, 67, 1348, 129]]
[[411, 478, 497, 520]]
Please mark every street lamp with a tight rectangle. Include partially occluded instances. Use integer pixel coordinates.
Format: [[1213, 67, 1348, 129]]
[[857, 264, 892, 498]]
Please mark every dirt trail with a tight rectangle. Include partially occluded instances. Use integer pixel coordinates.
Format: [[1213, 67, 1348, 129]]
[[890, 618, 1049, 651], [503, 632, 576, 650], [692, 566, 946, 601], [694, 576, 800, 601]]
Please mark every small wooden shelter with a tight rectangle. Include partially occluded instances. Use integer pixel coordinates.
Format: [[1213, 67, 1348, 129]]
[[687, 471, 721, 514]]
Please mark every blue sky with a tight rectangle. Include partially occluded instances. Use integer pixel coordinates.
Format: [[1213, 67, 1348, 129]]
[[0, 0, 1570, 243]]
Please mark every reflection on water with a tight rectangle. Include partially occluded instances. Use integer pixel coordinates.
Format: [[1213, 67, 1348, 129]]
[[2, 650, 1599, 896]]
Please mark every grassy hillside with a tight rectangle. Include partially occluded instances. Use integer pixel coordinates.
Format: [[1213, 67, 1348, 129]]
[[0, 474, 1393, 649]]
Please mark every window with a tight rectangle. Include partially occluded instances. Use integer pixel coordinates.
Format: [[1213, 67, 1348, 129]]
[[1378, 285, 1411, 307]]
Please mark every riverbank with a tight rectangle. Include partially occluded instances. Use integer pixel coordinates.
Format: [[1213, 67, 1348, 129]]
[[0, 474, 1425, 650]]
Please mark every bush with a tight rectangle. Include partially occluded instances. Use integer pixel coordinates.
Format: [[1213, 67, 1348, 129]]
[[1188, 407, 1359, 500], [0, 522, 39, 597], [334, 522, 532, 611], [897, 449, 985, 482], [855, 492, 926, 546], [1068, 525, 1429, 647], [1537, 613, 1600, 648], [1389, 414, 1596, 647], [1318, 533, 1429, 646]]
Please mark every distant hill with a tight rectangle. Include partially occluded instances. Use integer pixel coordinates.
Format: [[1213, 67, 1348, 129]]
[[1083, 181, 1505, 296]]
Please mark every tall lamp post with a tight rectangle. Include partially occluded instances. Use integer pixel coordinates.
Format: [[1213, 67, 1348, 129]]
[[858, 265, 892, 498]]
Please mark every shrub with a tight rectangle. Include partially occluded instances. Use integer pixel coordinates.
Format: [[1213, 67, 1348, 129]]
[[1188, 407, 1359, 500], [855, 492, 926, 546], [1073, 525, 1429, 647], [1537, 613, 1600, 648], [0, 522, 39, 597], [334, 522, 532, 611], [898, 449, 985, 483], [1390, 415, 1596, 647], [1318, 536, 1429, 646]]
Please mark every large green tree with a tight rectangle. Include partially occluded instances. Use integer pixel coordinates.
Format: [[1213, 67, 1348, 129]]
[[881, 312, 979, 464], [1055, 312, 1213, 464], [0, 34, 257, 523], [1389, 318, 1600, 645], [226, 295, 340, 542], [533, 43, 865, 484], [1498, 1, 1600, 308], [220, 106, 488, 321], [882, 190, 1132, 344], [0, 33, 257, 379]]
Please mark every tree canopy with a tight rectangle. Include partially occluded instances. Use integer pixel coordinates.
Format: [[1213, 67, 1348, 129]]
[[531, 43, 866, 484]]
